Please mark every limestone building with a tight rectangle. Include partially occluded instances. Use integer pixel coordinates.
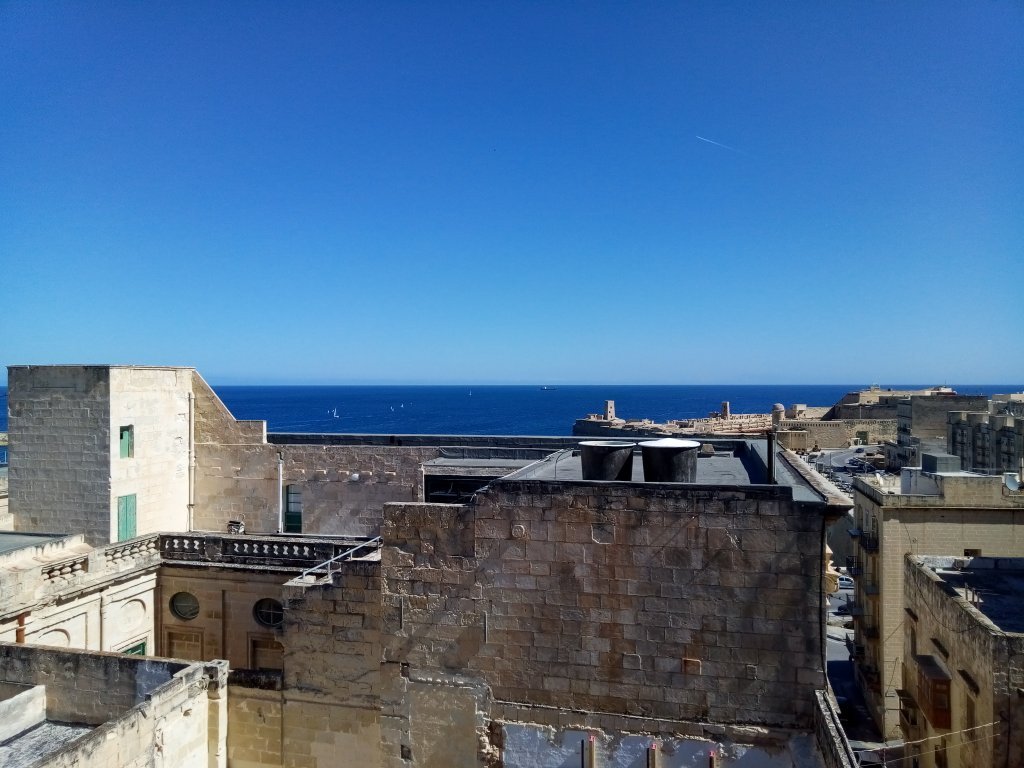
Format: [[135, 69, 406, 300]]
[[947, 394, 1024, 475], [882, 393, 989, 471], [2, 364, 859, 767], [847, 458, 1024, 738], [899, 555, 1024, 768]]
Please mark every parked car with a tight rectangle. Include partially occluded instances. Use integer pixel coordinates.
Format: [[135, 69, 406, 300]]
[[837, 575, 855, 589]]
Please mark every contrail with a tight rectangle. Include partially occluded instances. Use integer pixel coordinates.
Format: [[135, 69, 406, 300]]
[[695, 135, 743, 153]]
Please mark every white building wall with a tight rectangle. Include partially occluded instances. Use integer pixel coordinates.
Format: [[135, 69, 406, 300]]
[[108, 367, 192, 540]]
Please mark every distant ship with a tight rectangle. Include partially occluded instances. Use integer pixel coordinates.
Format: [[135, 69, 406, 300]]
[[540, 386, 558, 391]]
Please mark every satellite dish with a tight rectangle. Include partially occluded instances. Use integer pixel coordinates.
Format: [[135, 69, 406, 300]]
[[1005, 473, 1021, 492]]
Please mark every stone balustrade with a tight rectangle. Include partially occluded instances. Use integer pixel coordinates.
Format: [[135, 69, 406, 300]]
[[159, 532, 375, 570]]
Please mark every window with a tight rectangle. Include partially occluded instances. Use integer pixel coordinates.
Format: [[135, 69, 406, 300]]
[[251, 637, 284, 670], [284, 485, 302, 533], [253, 598, 284, 628], [117, 494, 137, 541], [119, 425, 134, 458], [963, 692, 976, 732], [120, 640, 147, 655], [964, 548, 981, 557], [170, 592, 200, 620]]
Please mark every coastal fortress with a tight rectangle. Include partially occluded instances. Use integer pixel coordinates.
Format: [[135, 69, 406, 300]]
[[573, 385, 987, 452]]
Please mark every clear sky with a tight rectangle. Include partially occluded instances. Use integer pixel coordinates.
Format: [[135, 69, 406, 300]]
[[2, 2, 1021, 385]]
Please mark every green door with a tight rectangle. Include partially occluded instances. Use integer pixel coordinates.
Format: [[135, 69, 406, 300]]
[[117, 494, 137, 541]]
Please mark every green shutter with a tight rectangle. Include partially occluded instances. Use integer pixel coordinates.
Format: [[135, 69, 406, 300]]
[[284, 485, 302, 533], [121, 641, 147, 655], [117, 494, 137, 541], [119, 426, 134, 458]]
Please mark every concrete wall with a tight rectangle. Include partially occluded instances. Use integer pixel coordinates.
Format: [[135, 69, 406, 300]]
[[8, 366, 113, 545]]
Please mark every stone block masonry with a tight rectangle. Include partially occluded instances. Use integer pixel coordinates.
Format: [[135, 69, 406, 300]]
[[381, 478, 829, 735]]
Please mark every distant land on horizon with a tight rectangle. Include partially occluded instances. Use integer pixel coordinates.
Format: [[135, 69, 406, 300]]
[[3, 382, 1021, 438]]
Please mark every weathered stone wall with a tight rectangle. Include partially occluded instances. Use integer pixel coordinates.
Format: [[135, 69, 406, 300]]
[[277, 561, 384, 768], [14, 649, 225, 768], [0, 535, 160, 654], [381, 480, 827, 736], [8, 366, 113, 545], [779, 418, 895, 449], [226, 679, 284, 768], [108, 367, 192, 540], [7, 365, 194, 545], [194, 441, 437, 536], [903, 558, 1024, 768]]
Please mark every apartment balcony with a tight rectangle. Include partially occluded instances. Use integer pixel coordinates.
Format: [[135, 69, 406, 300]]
[[862, 621, 880, 640], [845, 635, 864, 659], [897, 689, 921, 741], [846, 556, 863, 576], [860, 534, 879, 553]]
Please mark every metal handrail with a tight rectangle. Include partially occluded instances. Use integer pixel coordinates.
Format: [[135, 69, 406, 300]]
[[298, 536, 381, 581]]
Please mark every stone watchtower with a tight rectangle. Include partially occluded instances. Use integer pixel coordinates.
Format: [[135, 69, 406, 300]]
[[603, 400, 616, 420]]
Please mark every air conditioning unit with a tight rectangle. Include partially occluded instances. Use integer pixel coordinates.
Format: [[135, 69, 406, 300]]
[[953, 557, 969, 571]]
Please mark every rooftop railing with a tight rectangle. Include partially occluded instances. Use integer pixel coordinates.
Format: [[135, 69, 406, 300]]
[[159, 532, 375, 570]]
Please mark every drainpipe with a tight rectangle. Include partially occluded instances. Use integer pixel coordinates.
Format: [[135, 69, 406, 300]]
[[188, 393, 196, 531], [766, 430, 776, 484], [277, 451, 284, 533]]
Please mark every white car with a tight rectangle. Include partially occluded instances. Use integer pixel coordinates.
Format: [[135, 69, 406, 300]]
[[837, 575, 855, 590]]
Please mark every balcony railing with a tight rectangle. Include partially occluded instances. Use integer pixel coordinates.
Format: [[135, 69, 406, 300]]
[[846, 556, 863, 576], [845, 635, 864, 659], [897, 689, 921, 739], [860, 534, 879, 553], [159, 533, 377, 570]]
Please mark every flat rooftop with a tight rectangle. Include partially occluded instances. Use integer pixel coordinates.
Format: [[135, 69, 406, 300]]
[[0, 532, 69, 557], [500, 440, 837, 505], [930, 559, 1024, 634], [0, 722, 93, 766]]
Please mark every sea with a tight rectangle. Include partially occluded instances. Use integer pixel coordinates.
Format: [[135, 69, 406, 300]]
[[1, 383, 1021, 457]]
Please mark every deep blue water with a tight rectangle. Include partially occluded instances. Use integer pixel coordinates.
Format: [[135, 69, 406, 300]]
[[1, 384, 1020, 443]]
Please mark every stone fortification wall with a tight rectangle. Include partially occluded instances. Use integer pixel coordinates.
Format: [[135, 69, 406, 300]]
[[7, 366, 113, 545], [779, 419, 895, 449], [381, 481, 827, 735]]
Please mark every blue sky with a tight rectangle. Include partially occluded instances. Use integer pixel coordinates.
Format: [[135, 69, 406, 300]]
[[2, 2, 1021, 385]]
